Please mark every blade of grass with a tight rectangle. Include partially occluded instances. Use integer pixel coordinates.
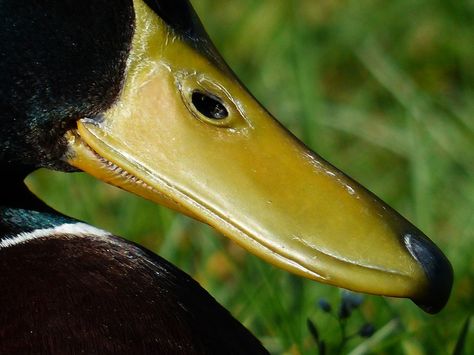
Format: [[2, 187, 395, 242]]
[[347, 319, 401, 355], [452, 316, 472, 355]]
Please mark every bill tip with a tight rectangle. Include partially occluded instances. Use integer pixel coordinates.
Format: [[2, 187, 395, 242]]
[[404, 232, 453, 314]]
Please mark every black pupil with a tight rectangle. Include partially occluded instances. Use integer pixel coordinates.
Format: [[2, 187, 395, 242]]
[[192, 91, 228, 120]]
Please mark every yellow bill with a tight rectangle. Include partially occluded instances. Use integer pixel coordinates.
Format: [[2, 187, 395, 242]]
[[64, 0, 452, 313]]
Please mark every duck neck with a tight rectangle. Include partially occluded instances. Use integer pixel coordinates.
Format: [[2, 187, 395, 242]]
[[1, 165, 42, 209], [0, 164, 61, 234]]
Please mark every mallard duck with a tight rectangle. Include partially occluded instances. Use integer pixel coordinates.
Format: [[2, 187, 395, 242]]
[[0, 0, 452, 353]]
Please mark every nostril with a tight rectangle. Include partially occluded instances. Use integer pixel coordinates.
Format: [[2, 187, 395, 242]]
[[404, 233, 453, 314], [191, 91, 228, 120]]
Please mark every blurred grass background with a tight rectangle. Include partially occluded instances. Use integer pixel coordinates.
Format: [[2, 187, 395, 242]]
[[26, 0, 473, 353]]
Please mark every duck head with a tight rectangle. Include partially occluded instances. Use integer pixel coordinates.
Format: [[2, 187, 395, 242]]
[[0, 0, 452, 313]]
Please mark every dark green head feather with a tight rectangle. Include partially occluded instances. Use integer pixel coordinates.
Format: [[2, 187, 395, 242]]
[[0, 1, 134, 170]]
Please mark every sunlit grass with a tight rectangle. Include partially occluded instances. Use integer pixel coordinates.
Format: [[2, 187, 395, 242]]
[[27, 0, 473, 353]]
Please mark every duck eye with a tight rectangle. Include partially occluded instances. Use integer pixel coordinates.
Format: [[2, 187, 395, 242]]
[[191, 91, 228, 120]]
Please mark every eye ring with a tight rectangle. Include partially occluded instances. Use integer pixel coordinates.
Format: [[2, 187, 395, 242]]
[[191, 90, 229, 120]]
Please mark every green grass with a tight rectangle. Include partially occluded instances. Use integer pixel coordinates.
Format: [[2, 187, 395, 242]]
[[27, 0, 473, 353]]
